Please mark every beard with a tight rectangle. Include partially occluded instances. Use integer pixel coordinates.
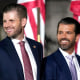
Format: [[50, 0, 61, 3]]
[[58, 38, 75, 51], [11, 27, 22, 39]]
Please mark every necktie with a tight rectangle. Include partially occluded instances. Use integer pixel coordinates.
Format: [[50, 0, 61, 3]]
[[67, 56, 77, 80], [19, 41, 33, 80]]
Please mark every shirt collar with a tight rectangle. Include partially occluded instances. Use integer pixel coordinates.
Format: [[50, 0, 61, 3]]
[[11, 35, 26, 44], [59, 48, 75, 58]]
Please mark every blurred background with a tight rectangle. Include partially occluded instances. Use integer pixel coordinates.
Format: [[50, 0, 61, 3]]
[[0, 0, 73, 56]]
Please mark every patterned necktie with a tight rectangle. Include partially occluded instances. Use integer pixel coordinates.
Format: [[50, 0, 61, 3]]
[[67, 56, 77, 80], [19, 41, 33, 80]]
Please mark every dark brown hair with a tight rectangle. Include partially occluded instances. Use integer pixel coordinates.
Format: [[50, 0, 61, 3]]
[[3, 3, 27, 19], [57, 17, 80, 35]]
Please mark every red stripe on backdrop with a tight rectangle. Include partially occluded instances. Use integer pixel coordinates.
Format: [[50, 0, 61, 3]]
[[70, 1, 80, 16], [73, 14, 78, 21], [75, 41, 78, 54], [21, 1, 39, 8], [27, 8, 37, 40], [70, 1, 80, 55], [20, 1, 39, 41], [18, 0, 45, 44], [70, 1, 80, 21]]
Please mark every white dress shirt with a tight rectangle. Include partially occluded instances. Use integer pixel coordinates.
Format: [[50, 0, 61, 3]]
[[11, 37, 37, 80], [59, 48, 80, 80]]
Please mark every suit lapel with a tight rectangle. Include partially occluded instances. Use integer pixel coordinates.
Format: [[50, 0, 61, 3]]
[[26, 38, 39, 65], [54, 49, 72, 80], [26, 38, 41, 80], [76, 55, 80, 66], [3, 37, 24, 80]]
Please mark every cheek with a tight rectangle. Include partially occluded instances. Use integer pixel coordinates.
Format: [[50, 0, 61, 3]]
[[3, 22, 8, 27], [14, 22, 21, 28], [57, 35, 62, 40], [68, 36, 76, 41], [15, 23, 22, 31]]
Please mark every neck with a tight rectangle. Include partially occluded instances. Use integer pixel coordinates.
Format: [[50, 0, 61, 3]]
[[63, 47, 74, 55]]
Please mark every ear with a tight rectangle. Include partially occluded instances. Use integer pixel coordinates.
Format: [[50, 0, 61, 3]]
[[75, 34, 80, 42], [21, 18, 27, 27]]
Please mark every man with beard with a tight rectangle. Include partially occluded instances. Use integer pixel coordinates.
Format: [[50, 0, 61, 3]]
[[41, 17, 80, 80], [0, 3, 43, 80]]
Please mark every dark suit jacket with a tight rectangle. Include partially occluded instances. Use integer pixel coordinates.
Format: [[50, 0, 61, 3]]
[[0, 37, 43, 80], [41, 49, 80, 80]]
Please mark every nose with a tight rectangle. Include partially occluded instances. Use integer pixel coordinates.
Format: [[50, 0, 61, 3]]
[[61, 32, 67, 38]]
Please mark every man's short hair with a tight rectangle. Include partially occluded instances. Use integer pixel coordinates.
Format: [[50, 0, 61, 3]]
[[57, 17, 80, 35], [3, 3, 27, 19]]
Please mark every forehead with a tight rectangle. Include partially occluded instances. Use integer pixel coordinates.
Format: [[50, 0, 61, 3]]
[[58, 23, 75, 31], [3, 10, 19, 18]]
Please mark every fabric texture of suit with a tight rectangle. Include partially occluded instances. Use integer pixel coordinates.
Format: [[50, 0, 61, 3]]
[[0, 37, 43, 80], [41, 49, 80, 80]]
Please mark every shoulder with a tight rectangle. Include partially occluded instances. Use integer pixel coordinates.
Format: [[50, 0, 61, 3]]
[[26, 37, 42, 47], [43, 49, 60, 65], [26, 37, 43, 54], [26, 37, 40, 43], [41, 51, 58, 78], [45, 49, 60, 60], [0, 37, 10, 45]]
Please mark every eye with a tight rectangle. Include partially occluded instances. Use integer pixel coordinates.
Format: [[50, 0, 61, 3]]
[[9, 20, 14, 22], [67, 31, 72, 34], [58, 31, 63, 34], [3, 20, 6, 23]]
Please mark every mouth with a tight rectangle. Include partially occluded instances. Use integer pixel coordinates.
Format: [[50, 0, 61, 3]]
[[60, 40, 69, 44], [5, 28, 13, 33]]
